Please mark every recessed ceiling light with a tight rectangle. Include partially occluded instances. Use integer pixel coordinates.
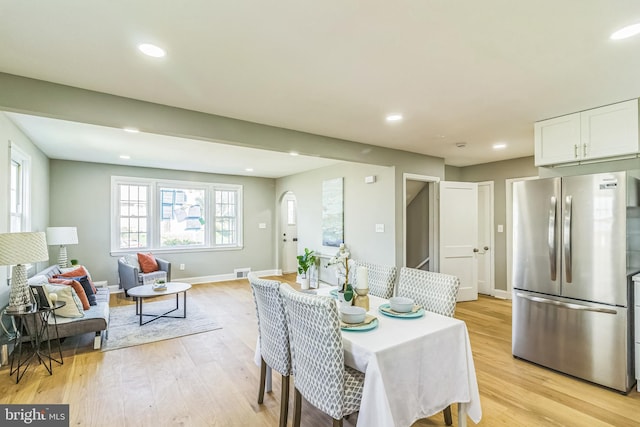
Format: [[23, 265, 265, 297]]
[[123, 127, 139, 133], [289, 151, 299, 156], [119, 155, 131, 160], [493, 143, 507, 150], [386, 114, 403, 122], [138, 43, 166, 58], [245, 168, 254, 172], [610, 23, 640, 40]]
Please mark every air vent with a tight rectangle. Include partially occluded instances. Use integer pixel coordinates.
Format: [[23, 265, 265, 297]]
[[234, 267, 251, 278]]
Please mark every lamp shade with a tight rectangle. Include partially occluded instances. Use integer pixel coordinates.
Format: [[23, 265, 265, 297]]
[[0, 231, 49, 266], [46, 227, 78, 246]]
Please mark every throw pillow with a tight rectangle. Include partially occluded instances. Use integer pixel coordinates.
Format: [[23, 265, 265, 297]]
[[137, 252, 159, 273], [56, 266, 97, 293], [48, 278, 90, 310], [65, 275, 96, 306], [27, 275, 49, 286], [44, 284, 84, 318]]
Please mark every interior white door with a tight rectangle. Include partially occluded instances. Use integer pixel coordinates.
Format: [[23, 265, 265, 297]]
[[439, 181, 478, 301], [477, 182, 493, 295], [280, 193, 298, 274]]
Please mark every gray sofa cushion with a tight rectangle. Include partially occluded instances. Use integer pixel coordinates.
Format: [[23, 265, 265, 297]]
[[29, 264, 110, 349]]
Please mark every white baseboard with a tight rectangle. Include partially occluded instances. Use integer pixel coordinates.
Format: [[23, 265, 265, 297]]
[[111, 269, 284, 293], [493, 289, 511, 300], [181, 269, 283, 285]]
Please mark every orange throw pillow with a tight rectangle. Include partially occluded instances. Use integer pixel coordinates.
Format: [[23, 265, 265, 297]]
[[49, 278, 90, 310], [137, 252, 159, 273], [56, 266, 96, 293]]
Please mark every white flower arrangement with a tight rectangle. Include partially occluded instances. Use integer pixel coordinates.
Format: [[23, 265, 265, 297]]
[[326, 243, 354, 292]]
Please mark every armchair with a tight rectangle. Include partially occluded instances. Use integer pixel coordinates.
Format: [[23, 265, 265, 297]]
[[118, 255, 172, 295]]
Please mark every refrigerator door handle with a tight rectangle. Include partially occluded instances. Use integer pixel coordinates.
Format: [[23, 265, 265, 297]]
[[563, 195, 572, 283], [515, 292, 618, 315], [548, 196, 557, 281]]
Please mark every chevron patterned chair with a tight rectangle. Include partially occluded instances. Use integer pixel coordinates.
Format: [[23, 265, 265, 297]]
[[279, 283, 365, 427], [352, 260, 397, 299], [396, 266, 461, 425], [248, 273, 292, 427]]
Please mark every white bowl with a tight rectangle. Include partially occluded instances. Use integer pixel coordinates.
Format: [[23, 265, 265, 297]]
[[340, 306, 366, 324], [389, 297, 414, 313]]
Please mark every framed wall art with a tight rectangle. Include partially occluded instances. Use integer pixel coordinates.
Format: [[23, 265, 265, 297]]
[[322, 177, 344, 247]]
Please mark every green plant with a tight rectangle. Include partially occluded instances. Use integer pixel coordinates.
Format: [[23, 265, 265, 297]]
[[297, 248, 316, 277], [70, 259, 79, 266]]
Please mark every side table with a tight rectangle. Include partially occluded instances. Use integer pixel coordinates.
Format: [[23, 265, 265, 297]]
[[7, 301, 66, 383]]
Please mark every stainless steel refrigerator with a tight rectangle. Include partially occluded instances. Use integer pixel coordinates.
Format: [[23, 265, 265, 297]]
[[512, 171, 639, 392]]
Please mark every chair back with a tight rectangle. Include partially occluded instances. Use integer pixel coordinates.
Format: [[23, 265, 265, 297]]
[[248, 273, 291, 376], [279, 283, 345, 420], [352, 260, 397, 299], [397, 267, 460, 317]]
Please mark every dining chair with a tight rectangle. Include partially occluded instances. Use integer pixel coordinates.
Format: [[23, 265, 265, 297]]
[[279, 283, 365, 427], [396, 266, 461, 426], [248, 273, 291, 427], [352, 260, 397, 299]]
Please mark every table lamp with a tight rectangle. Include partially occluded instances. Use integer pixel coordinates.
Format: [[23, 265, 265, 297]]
[[46, 226, 78, 268], [0, 231, 49, 312]]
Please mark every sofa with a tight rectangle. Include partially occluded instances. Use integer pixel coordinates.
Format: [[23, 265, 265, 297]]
[[27, 265, 109, 350], [117, 254, 171, 295]]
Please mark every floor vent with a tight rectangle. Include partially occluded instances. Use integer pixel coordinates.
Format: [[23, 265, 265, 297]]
[[234, 267, 251, 278]]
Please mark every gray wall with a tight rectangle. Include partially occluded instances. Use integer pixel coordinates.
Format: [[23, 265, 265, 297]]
[[0, 72, 447, 269], [276, 163, 396, 269], [453, 156, 538, 292], [49, 160, 276, 286], [0, 113, 50, 307]]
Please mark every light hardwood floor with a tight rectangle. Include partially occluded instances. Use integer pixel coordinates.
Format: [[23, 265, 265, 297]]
[[0, 275, 638, 426]]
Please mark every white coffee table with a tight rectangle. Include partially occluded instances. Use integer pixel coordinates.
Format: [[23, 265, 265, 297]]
[[127, 282, 192, 326]]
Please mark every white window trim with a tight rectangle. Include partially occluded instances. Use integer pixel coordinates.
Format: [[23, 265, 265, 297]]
[[9, 142, 31, 232], [110, 176, 243, 254]]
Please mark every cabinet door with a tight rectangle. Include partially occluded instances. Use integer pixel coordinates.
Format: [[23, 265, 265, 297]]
[[582, 99, 639, 160], [534, 113, 581, 166]]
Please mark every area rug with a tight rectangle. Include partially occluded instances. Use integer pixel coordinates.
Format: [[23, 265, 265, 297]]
[[102, 298, 222, 351]]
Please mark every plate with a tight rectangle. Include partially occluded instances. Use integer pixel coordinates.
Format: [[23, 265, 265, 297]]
[[341, 318, 378, 332], [378, 303, 425, 318]]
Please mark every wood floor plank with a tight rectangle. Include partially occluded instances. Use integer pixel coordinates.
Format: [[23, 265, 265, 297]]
[[0, 276, 637, 426]]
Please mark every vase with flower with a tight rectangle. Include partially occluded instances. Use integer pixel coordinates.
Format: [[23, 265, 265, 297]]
[[326, 243, 354, 306]]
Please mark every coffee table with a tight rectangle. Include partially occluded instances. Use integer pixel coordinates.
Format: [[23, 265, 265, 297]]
[[127, 282, 192, 326]]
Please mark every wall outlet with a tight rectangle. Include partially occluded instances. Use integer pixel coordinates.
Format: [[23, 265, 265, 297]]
[[179, 263, 185, 270], [258, 223, 267, 229], [497, 224, 504, 233], [375, 224, 385, 233]]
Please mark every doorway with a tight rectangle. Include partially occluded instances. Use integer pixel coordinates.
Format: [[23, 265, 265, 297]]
[[403, 174, 439, 271], [279, 191, 298, 274]]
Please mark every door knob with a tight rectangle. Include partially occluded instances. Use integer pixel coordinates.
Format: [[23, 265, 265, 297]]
[[484, 246, 489, 251], [473, 248, 479, 253], [283, 239, 287, 242]]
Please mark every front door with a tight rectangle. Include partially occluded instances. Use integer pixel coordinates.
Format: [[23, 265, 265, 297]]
[[280, 192, 298, 274], [439, 181, 478, 301]]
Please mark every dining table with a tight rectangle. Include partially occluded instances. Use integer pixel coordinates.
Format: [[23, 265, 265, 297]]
[[254, 285, 482, 427]]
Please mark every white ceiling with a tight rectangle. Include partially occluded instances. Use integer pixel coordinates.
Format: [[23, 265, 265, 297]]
[[2, 1, 640, 171]]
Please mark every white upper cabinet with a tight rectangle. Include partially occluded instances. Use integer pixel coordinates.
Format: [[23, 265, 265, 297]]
[[535, 99, 639, 166]]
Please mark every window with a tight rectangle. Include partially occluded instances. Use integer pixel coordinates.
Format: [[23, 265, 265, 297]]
[[215, 189, 237, 245], [112, 177, 242, 252], [159, 186, 206, 247], [118, 183, 149, 249], [10, 144, 30, 232], [287, 198, 296, 226]]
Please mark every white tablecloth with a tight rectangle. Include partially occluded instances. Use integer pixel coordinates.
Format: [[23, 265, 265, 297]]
[[254, 287, 482, 427]]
